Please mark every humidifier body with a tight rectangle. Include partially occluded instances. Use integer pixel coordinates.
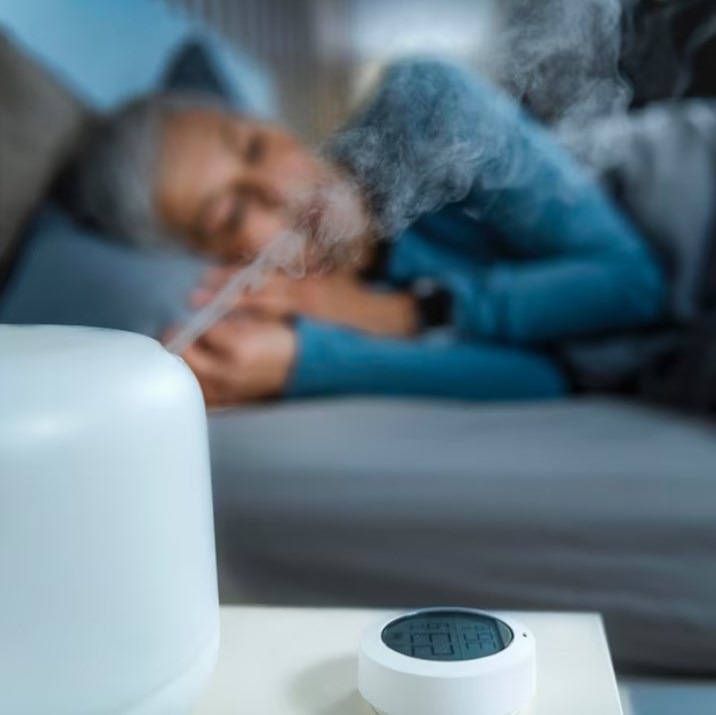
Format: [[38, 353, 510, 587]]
[[0, 326, 219, 715]]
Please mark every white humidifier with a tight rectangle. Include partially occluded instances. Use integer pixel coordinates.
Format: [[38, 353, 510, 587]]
[[0, 325, 220, 715]]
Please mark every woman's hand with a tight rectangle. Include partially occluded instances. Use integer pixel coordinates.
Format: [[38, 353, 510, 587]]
[[194, 267, 418, 338], [169, 317, 297, 407]]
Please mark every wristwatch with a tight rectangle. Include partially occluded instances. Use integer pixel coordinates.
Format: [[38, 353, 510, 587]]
[[410, 278, 454, 332]]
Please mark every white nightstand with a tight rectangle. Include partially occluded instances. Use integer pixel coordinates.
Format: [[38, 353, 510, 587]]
[[194, 606, 623, 715]]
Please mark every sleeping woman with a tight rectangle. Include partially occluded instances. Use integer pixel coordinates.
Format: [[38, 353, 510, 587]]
[[65, 59, 666, 406]]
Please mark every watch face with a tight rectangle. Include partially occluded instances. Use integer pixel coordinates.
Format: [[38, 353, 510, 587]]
[[381, 610, 514, 662]]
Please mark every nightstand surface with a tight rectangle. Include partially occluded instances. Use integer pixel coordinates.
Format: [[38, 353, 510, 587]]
[[195, 606, 623, 715]]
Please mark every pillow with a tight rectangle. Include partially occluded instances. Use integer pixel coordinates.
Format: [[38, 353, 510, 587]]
[[0, 29, 91, 282], [0, 206, 209, 338], [0, 36, 267, 338]]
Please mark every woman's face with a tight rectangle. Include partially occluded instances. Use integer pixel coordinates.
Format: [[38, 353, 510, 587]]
[[156, 110, 333, 262]]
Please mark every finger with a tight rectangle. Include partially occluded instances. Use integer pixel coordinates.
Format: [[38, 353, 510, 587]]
[[201, 380, 226, 408], [195, 371, 227, 408], [196, 319, 245, 355], [237, 293, 291, 319], [180, 340, 226, 380], [194, 271, 289, 309]]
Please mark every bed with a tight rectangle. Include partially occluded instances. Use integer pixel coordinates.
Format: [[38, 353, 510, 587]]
[[210, 396, 716, 674]]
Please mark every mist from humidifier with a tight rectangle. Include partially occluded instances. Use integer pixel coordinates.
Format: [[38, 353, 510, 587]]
[[167, 0, 629, 354], [490, 0, 630, 129], [327, 0, 630, 233], [165, 232, 303, 354]]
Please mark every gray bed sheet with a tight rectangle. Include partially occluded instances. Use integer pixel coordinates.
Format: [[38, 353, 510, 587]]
[[208, 397, 716, 674]]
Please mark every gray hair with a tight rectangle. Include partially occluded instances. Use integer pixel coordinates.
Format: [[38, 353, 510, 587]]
[[69, 93, 233, 248]]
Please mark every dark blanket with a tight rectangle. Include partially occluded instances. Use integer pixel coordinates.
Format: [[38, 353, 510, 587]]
[[567, 99, 716, 322], [562, 100, 716, 412]]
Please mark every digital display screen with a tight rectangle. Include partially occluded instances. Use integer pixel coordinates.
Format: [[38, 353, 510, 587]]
[[381, 610, 513, 662]]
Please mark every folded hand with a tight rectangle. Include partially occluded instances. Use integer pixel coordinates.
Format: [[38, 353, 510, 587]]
[[167, 317, 297, 407], [193, 266, 417, 338]]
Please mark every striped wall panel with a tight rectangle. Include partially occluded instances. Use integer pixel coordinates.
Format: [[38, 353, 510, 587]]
[[171, 0, 354, 142]]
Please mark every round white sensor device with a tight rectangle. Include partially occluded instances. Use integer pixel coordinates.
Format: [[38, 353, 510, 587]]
[[359, 607, 536, 715]]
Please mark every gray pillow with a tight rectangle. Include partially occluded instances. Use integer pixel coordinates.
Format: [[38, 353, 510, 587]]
[[0, 206, 209, 338], [0, 30, 91, 281]]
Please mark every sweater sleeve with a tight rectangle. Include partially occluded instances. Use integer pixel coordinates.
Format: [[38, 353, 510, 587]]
[[285, 317, 567, 401], [329, 58, 666, 345], [446, 98, 666, 344], [443, 198, 667, 345]]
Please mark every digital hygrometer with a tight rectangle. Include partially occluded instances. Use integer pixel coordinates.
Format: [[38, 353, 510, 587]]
[[358, 607, 536, 715]]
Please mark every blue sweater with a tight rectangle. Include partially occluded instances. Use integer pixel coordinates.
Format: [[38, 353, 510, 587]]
[[286, 60, 665, 400]]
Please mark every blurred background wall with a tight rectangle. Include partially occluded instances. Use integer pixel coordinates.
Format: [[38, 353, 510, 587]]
[[0, 0, 197, 106], [0, 0, 273, 117], [2, 1, 714, 140], [0, 0, 498, 141], [169, 0, 499, 141]]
